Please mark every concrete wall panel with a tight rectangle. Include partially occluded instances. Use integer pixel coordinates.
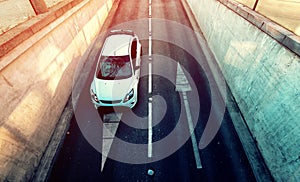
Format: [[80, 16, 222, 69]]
[[0, 0, 114, 180], [186, 0, 300, 180]]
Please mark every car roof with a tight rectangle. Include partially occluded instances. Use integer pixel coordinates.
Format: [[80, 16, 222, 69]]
[[102, 33, 133, 56]]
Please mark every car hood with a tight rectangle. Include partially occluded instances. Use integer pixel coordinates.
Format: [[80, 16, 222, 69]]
[[93, 77, 134, 100]]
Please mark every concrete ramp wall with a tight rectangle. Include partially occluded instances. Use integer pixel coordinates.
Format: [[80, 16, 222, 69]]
[[0, 0, 114, 180], [186, 0, 300, 181]]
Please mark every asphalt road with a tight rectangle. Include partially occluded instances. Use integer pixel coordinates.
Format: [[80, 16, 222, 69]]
[[48, 0, 256, 181]]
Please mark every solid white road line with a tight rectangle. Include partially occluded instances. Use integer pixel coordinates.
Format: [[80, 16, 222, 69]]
[[183, 92, 202, 169], [148, 98, 153, 158]]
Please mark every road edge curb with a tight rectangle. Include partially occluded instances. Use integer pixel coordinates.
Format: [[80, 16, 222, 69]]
[[31, 97, 73, 182]]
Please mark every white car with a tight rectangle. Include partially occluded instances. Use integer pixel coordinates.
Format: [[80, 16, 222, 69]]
[[90, 30, 142, 109]]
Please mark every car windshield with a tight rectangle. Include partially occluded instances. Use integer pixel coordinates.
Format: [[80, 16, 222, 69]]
[[97, 55, 132, 80]]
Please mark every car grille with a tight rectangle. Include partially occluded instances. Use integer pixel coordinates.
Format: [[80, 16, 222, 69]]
[[100, 100, 122, 104]]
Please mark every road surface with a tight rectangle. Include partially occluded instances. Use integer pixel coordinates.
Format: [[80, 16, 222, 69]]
[[48, 0, 256, 181]]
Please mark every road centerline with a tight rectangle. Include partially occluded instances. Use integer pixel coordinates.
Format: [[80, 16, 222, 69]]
[[148, 0, 153, 159], [148, 98, 153, 158]]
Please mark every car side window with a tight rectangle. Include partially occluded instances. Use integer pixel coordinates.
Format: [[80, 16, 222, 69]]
[[131, 39, 137, 63]]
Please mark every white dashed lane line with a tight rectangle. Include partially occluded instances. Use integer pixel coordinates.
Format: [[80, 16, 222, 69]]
[[148, 0, 153, 159]]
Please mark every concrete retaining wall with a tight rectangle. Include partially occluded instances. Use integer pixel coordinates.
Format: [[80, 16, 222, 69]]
[[186, 0, 300, 181], [0, 0, 114, 180]]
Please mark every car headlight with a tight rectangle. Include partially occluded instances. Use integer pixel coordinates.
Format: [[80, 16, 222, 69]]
[[91, 89, 99, 102], [124, 89, 134, 103]]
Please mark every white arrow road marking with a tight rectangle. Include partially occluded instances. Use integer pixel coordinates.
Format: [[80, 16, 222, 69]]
[[176, 63, 202, 169], [101, 113, 122, 171], [176, 62, 191, 92]]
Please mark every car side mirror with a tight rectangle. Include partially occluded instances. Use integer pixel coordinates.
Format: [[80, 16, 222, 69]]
[[134, 65, 140, 70]]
